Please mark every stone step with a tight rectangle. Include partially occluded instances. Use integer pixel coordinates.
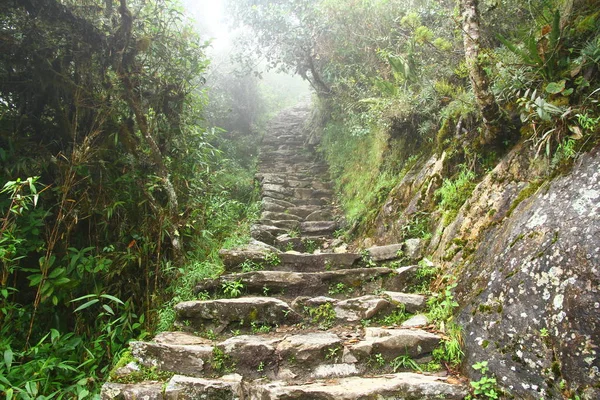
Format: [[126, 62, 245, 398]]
[[218, 241, 281, 271], [258, 162, 327, 171], [174, 297, 301, 332], [273, 234, 327, 252], [174, 292, 425, 333], [258, 166, 329, 176], [194, 267, 419, 298], [292, 292, 427, 322], [251, 221, 340, 245], [261, 212, 303, 222], [262, 197, 297, 211], [101, 382, 164, 400], [165, 375, 244, 399], [261, 204, 335, 221], [220, 250, 362, 273], [258, 219, 300, 231], [366, 240, 426, 262], [285, 197, 331, 207], [250, 224, 288, 245], [262, 196, 331, 208], [258, 172, 331, 185], [300, 220, 337, 235], [259, 156, 316, 165], [261, 186, 334, 203], [251, 373, 467, 399], [103, 372, 466, 399], [127, 323, 436, 383], [343, 327, 440, 363], [277, 252, 361, 272]]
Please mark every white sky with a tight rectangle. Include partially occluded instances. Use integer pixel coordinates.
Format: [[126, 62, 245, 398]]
[[181, 0, 231, 51]]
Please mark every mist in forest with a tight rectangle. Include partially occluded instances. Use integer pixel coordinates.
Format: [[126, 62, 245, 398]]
[[182, 0, 311, 137]]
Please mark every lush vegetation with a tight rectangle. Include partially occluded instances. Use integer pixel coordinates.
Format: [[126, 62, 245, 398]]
[[0, 0, 267, 397], [1, 0, 599, 397], [229, 0, 599, 235]]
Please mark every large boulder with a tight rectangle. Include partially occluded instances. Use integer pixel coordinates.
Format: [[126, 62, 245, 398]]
[[446, 147, 600, 399]]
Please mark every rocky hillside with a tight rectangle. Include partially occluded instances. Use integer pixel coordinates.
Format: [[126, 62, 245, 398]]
[[354, 139, 600, 398]]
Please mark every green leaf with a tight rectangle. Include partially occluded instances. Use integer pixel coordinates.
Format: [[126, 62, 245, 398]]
[[73, 299, 99, 312], [27, 274, 43, 287], [49, 267, 66, 279], [4, 349, 13, 372], [100, 294, 124, 305], [50, 328, 60, 343], [53, 277, 71, 286], [70, 294, 97, 302], [546, 80, 565, 94], [102, 304, 114, 315]]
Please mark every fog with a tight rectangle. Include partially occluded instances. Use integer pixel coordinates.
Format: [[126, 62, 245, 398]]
[[180, 0, 311, 137]]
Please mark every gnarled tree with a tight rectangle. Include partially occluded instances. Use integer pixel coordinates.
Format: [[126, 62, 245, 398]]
[[461, 0, 503, 144]]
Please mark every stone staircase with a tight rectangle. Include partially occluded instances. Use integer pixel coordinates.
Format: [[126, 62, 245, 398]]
[[101, 103, 468, 399]]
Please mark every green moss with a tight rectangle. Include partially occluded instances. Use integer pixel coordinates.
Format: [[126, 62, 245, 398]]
[[509, 233, 525, 248], [508, 180, 544, 217], [376, 305, 411, 326], [551, 361, 562, 377], [112, 350, 135, 371], [248, 308, 259, 322], [435, 119, 453, 155], [108, 351, 175, 384], [478, 304, 492, 313]]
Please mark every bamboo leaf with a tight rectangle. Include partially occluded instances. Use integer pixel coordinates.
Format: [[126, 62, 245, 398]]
[[70, 294, 97, 302], [3, 349, 13, 372], [73, 299, 99, 312], [100, 294, 124, 305]]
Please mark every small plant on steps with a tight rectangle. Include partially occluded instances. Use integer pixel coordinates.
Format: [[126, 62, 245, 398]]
[[222, 280, 244, 298]]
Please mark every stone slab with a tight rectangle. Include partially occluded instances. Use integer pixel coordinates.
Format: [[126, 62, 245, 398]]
[[165, 375, 243, 400], [366, 244, 404, 261], [175, 297, 300, 331], [101, 382, 164, 400], [250, 373, 467, 399]]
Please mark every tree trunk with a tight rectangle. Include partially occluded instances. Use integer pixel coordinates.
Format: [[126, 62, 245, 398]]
[[461, 0, 502, 144], [298, 52, 332, 97]]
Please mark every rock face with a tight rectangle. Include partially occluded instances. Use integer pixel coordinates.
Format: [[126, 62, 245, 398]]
[[450, 148, 600, 399], [364, 140, 600, 398]]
